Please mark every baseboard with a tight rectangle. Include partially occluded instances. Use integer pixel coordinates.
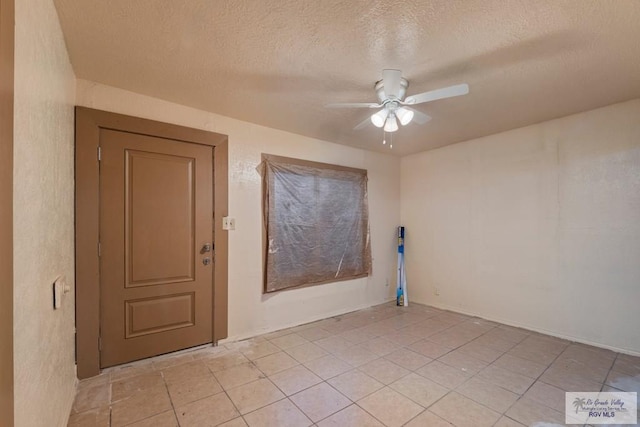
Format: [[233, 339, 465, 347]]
[[426, 301, 640, 357], [220, 298, 393, 344]]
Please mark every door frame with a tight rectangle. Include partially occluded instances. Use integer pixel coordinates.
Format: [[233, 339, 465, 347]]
[[0, 0, 14, 422], [75, 107, 229, 379]]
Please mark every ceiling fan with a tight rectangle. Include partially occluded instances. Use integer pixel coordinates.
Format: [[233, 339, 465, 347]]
[[326, 69, 469, 133]]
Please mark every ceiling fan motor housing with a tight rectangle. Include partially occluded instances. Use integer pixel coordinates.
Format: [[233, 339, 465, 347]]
[[375, 77, 409, 103]]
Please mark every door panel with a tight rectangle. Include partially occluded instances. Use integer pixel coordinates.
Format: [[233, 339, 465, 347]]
[[125, 292, 195, 338], [99, 129, 213, 368], [125, 150, 195, 286]]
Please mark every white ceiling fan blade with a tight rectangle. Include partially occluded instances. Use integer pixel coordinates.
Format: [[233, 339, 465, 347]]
[[408, 107, 432, 124], [404, 83, 469, 105], [382, 69, 402, 99], [325, 102, 381, 109], [353, 116, 372, 130]]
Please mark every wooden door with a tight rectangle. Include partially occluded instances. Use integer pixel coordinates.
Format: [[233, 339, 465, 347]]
[[99, 129, 213, 367], [0, 0, 14, 422]]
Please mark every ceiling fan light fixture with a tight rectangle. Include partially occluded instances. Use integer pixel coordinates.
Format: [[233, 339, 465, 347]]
[[384, 114, 398, 132], [370, 109, 389, 128], [396, 107, 414, 126]]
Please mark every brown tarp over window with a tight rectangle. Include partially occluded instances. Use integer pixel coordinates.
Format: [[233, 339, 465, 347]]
[[259, 154, 372, 293]]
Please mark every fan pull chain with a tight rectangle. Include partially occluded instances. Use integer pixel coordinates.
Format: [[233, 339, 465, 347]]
[[382, 130, 394, 148]]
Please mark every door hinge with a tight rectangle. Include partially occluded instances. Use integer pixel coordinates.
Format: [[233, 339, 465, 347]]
[[98, 242, 101, 256], [98, 336, 103, 351], [97, 146, 102, 161]]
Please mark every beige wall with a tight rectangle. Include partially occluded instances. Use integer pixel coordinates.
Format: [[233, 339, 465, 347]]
[[401, 99, 640, 355], [76, 79, 400, 341], [13, 0, 77, 425]]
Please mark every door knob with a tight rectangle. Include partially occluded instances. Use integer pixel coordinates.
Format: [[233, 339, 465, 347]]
[[201, 243, 212, 253]]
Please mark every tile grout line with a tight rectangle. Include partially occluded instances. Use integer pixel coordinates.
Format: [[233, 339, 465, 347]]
[[353, 401, 395, 427], [216, 355, 310, 424], [389, 315, 531, 426], [343, 311, 507, 426], [496, 339, 583, 426], [289, 380, 350, 426], [158, 369, 183, 427], [601, 352, 619, 393], [270, 307, 423, 427], [410, 337, 525, 426], [205, 356, 252, 424], [289, 336, 393, 425], [590, 352, 621, 427], [244, 356, 311, 422]]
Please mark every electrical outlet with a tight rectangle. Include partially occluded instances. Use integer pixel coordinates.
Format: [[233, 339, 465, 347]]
[[435, 288, 440, 296], [222, 216, 235, 230]]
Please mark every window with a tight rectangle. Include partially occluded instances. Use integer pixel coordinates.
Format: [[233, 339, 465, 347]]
[[260, 154, 371, 293]]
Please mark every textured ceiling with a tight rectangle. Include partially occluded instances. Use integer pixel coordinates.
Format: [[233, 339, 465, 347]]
[[54, 0, 640, 155]]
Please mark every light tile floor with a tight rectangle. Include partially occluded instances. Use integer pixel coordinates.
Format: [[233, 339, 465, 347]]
[[68, 302, 640, 427]]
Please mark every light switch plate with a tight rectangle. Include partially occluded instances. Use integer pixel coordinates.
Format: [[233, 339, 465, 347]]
[[53, 275, 68, 309], [53, 277, 63, 309]]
